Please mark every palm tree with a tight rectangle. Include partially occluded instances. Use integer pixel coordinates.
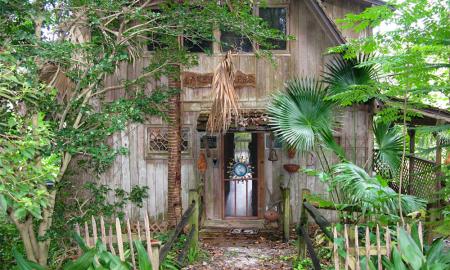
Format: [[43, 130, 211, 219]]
[[167, 73, 182, 227], [267, 78, 345, 161]]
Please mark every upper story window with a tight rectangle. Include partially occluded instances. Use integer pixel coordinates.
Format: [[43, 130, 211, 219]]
[[220, 30, 253, 53], [183, 36, 213, 53], [259, 7, 287, 50]]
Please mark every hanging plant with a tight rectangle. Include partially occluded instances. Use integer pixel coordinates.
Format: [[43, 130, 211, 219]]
[[207, 51, 240, 133]]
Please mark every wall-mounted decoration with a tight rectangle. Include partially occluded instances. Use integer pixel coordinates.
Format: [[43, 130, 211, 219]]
[[182, 70, 256, 89], [306, 152, 316, 166], [227, 156, 254, 181], [197, 152, 207, 175], [265, 133, 282, 149], [145, 126, 191, 159], [200, 135, 217, 149]]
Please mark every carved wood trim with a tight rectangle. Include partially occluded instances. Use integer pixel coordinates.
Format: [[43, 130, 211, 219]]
[[182, 71, 256, 88]]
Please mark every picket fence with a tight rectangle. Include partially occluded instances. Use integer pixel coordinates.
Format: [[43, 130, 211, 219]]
[[332, 222, 423, 270], [75, 214, 161, 269]]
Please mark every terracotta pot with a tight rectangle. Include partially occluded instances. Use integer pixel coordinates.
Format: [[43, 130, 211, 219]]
[[446, 152, 450, 165], [264, 210, 279, 222], [283, 163, 300, 173], [287, 147, 296, 159]]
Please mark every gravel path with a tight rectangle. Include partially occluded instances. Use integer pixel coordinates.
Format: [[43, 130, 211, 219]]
[[183, 237, 296, 270]]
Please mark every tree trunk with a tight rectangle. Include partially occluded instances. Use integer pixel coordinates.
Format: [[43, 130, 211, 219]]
[[167, 70, 182, 227]]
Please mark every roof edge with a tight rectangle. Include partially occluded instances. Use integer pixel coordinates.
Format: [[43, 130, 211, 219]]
[[304, 0, 347, 45]]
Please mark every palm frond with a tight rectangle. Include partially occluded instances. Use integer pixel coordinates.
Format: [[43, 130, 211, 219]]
[[322, 54, 379, 104], [267, 78, 338, 153], [332, 163, 426, 216], [373, 120, 403, 175], [207, 51, 239, 133]]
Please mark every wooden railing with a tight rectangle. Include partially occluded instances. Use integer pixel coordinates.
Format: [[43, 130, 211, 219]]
[[159, 185, 202, 266], [75, 215, 161, 269], [281, 186, 291, 242], [373, 154, 438, 201]]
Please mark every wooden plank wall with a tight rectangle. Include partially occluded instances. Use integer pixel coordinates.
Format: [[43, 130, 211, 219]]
[[71, 0, 373, 223]]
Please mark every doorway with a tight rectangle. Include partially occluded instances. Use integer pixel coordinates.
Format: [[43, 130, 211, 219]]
[[222, 132, 264, 219]]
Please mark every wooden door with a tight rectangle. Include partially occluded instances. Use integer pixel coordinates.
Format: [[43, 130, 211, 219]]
[[222, 132, 265, 219]]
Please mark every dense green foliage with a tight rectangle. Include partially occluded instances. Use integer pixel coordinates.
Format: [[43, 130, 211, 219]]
[[382, 229, 450, 270], [0, 0, 289, 266]]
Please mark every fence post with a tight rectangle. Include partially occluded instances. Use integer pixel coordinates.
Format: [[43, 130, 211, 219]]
[[281, 186, 291, 242], [189, 188, 199, 252], [298, 189, 310, 258]]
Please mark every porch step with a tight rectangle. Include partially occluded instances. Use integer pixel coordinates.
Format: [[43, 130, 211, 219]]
[[200, 220, 282, 244]]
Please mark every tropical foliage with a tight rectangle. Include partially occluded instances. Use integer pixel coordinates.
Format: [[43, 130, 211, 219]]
[[322, 54, 379, 106], [0, 0, 288, 266], [373, 120, 403, 175], [382, 229, 450, 270], [267, 78, 345, 159], [331, 163, 425, 216]]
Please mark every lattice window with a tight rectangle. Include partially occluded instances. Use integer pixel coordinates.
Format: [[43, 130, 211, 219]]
[[146, 126, 190, 158]]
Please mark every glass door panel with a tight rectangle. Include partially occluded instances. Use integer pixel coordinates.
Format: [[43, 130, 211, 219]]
[[223, 132, 258, 218]]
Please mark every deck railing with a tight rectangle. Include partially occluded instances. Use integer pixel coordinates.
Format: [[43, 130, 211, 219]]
[[373, 154, 438, 201]]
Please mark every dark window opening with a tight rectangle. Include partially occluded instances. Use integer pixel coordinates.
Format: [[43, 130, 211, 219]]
[[147, 10, 169, 51], [183, 37, 213, 53], [259, 7, 287, 50], [220, 31, 253, 53]]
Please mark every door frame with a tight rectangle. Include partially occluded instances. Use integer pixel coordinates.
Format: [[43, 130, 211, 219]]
[[220, 132, 265, 220]]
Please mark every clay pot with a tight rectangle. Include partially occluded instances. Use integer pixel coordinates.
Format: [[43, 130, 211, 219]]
[[287, 147, 296, 159], [283, 163, 300, 173], [445, 152, 450, 165], [264, 210, 279, 222]]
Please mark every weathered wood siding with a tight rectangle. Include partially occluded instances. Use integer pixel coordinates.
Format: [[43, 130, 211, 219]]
[[72, 0, 373, 223]]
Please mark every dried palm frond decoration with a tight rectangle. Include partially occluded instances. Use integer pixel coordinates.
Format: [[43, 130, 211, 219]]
[[207, 51, 240, 134]]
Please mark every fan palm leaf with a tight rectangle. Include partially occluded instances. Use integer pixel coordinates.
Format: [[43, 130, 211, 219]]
[[332, 162, 426, 215], [322, 54, 379, 105], [373, 120, 403, 175], [267, 78, 345, 159]]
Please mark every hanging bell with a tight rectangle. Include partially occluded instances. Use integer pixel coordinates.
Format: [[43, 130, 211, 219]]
[[268, 148, 278, 161]]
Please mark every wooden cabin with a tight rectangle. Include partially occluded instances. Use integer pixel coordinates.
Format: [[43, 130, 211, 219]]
[[75, 0, 378, 226]]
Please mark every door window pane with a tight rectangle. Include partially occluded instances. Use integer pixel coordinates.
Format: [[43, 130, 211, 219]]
[[224, 132, 258, 217]]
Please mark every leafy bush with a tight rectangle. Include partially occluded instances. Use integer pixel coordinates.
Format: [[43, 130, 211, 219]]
[[0, 214, 25, 269], [382, 228, 450, 270]]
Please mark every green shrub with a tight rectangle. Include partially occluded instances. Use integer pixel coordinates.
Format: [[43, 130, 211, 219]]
[[0, 214, 25, 268]]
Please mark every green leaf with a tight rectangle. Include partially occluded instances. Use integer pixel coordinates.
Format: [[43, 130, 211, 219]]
[[134, 240, 152, 270], [63, 250, 96, 270], [13, 248, 46, 270], [391, 248, 408, 270], [398, 228, 424, 270], [14, 208, 27, 221]]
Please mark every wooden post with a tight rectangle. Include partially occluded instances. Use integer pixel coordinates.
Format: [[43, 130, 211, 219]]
[[188, 188, 199, 252], [333, 227, 339, 270], [298, 189, 310, 258], [282, 186, 291, 242], [408, 128, 416, 194]]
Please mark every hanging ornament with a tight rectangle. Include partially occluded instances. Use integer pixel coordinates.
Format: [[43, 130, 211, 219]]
[[227, 156, 254, 181], [268, 133, 278, 161], [197, 152, 207, 174]]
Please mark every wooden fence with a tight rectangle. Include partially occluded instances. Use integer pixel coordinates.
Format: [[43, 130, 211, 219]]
[[75, 185, 203, 269], [76, 214, 161, 269], [332, 223, 424, 270]]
